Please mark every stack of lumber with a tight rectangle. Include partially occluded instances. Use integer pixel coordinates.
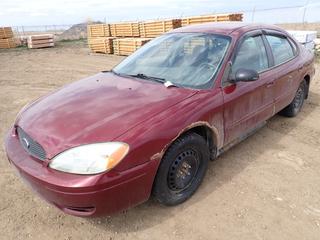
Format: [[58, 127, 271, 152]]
[[86, 12, 244, 56], [0, 27, 16, 49], [181, 13, 243, 26], [0, 27, 14, 39], [110, 22, 140, 37], [27, 34, 54, 49], [0, 38, 16, 49], [139, 19, 181, 38], [113, 38, 152, 56], [88, 37, 115, 54], [87, 24, 111, 37]]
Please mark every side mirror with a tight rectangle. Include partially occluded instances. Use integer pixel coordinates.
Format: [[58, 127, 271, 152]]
[[234, 68, 259, 82]]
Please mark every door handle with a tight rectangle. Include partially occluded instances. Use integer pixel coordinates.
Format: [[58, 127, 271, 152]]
[[266, 82, 274, 88]]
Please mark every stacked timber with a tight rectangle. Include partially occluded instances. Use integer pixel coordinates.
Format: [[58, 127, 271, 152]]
[[0, 27, 14, 39], [88, 37, 115, 54], [113, 38, 152, 56], [87, 24, 111, 37], [0, 27, 16, 49], [181, 13, 243, 26], [110, 22, 140, 37], [0, 38, 16, 49], [139, 19, 181, 38], [86, 12, 244, 55], [27, 34, 54, 49]]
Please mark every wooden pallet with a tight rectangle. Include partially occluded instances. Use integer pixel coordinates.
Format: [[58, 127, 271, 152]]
[[0, 38, 16, 49], [113, 38, 152, 56], [139, 19, 181, 38], [181, 13, 243, 26], [0, 27, 14, 39], [110, 23, 140, 37], [88, 37, 115, 54], [27, 34, 54, 49], [87, 24, 111, 37]]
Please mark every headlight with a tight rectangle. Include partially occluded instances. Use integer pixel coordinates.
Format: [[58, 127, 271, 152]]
[[49, 142, 129, 175]]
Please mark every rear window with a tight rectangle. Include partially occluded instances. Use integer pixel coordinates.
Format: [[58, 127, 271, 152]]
[[266, 35, 295, 65]]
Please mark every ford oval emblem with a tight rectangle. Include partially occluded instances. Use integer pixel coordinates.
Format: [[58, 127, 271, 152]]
[[22, 138, 30, 148]]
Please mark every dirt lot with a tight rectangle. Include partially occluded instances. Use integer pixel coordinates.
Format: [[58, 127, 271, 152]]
[[0, 41, 320, 240]]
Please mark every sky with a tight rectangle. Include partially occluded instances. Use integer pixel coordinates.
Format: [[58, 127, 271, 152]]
[[0, 0, 320, 26]]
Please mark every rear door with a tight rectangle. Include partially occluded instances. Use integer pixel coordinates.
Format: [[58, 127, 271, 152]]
[[222, 31, 275, 145], [263, 32, 300, 113]]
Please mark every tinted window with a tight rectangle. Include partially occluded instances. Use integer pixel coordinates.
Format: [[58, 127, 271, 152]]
[[233, 35, 269, 73], [266, 35, 294, 65]]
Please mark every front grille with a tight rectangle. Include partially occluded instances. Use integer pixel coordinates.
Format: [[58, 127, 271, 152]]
[[17, 127, 46, 161]]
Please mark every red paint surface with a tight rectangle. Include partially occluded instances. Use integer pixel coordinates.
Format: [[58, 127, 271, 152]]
[[4, 23, 315, 217]]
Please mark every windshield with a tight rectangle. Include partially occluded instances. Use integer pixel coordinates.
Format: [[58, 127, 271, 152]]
[[113, 33, 231, 89]]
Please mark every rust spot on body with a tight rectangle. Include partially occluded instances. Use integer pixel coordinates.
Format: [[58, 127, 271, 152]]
[[150, 121, 222, 162]]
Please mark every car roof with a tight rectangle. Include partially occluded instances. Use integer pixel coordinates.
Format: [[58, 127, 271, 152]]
[[171, 22, 286, 36]]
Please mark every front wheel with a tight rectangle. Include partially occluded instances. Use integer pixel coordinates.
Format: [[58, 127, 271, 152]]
[[152, 132, 210, 205], [279, 80, 307, 117]]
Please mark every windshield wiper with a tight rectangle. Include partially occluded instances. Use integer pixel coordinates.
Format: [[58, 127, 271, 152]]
[[102, 69, 120, 75], [129, 73, 179, 88], [128, 73, 166, 83], [109, 71, 179, 88]]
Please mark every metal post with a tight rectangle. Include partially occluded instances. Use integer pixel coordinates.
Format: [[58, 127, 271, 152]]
[[252, 6, 256, 23], [302, 0, 309, 24]]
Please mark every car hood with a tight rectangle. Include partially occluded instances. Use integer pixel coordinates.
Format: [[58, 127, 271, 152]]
[[17, 72, 196, 159]]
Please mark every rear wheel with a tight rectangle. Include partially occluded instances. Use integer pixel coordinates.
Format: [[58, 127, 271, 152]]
[[153, 132, 210, 205], [279, 80, 306, 117]]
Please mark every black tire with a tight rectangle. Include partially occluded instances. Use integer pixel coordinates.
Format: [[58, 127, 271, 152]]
[[153, 132, 210, 206], [279, 80, 307, 117]]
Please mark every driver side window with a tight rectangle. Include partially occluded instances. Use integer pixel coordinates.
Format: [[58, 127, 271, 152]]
[[233, 35, 269, 73]]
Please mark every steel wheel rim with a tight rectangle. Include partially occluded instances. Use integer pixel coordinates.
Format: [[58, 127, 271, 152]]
[[167, 149, 200, 192], [293, 86, 304, 111]]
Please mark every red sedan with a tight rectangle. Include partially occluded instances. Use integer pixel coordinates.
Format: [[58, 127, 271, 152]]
[[5, 22, 315, 217]]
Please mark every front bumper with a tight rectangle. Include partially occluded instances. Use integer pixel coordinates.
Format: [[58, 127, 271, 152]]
[[4, 129, 158, 217]]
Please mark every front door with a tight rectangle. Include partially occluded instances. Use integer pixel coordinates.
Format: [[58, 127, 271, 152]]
[[222, 33, 275, 145]]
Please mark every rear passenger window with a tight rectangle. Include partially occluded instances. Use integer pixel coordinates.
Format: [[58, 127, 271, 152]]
[[266, 35, 295, 65], [233, 35, 269, 73]]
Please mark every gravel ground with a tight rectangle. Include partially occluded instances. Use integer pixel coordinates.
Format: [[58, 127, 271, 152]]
[[0, 42, 320, 240]]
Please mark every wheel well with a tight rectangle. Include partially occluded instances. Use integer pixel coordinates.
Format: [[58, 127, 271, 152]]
[[304, 75, 310, 99], [150, 124, 218, 195], [182, 125, 217, 159]]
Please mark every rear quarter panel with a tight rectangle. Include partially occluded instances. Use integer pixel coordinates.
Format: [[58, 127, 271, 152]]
[[298, 44, 316, 82]]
